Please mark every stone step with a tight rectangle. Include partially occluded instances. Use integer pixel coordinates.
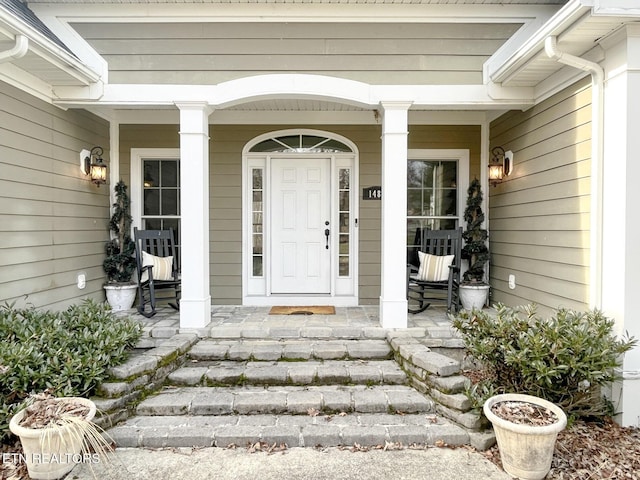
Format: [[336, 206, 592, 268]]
[[135, 386, 433, 417], [167, 360, 407, 387], [207, 325, 388, 341], [108, 413, 469, 449], [188, 339, 393, 362]]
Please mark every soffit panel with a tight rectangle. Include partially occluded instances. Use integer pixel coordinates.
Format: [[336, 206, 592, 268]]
[[0, 31, 91, 86], [500, 15, 639, 88]]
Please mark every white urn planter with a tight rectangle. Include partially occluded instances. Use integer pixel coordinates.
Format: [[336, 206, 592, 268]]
[[484, 393, 567, 480], [459, 283, 490, 310], [104, 283, 137, 311], [9, 397, 97, 480]]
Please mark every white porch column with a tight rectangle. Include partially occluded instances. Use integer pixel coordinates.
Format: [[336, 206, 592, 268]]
[[379, 102, 411, 328], [601, 26, 640, 427], [176, 102, 213, 329]]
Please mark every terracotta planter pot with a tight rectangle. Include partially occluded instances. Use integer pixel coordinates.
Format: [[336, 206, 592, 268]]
[[9, 397, 97, 480], [484, 393, 567, 480]]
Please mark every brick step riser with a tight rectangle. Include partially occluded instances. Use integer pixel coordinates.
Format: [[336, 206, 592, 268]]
[[187, 339, 393, 363], [170, 377, 406, 388], [189, 353, 394, 362], [136, 402, 432, 417], [109, 414, 470, 449], [205, 326, 390, 342], [167, 360, 407, 388], [135, 387, 434, 417]]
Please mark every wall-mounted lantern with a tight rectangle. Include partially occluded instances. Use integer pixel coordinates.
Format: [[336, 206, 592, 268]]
[[80, 146, 107, 187], [489, 146, 513, 186]]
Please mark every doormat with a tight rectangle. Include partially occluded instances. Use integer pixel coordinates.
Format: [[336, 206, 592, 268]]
[[269, 306, 336, 315]]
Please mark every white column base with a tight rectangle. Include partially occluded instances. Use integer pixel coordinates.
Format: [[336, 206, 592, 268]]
[[612, 375, 640, 428], [379, 297, 408, 329], [179, 296, 212, 329]]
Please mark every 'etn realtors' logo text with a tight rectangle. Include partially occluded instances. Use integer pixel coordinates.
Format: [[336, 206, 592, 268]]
[[2, 452, 101, 464]]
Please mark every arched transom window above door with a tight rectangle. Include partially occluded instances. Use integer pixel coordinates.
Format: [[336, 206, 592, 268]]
[[249, 134, 354, 153]]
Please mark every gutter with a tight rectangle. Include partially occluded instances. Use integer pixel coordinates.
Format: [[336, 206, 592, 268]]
[[545, 35, 604, 309], [0, 8, 100, 84], [0, 33, 28, 64], [489, 0, 592, 84]]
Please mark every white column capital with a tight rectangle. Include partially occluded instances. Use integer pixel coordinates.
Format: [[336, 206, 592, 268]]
[[379, 102, 411, 136], [176, 102, 213, 134], [379, 101, 413, 110], [175, 101, 213, 111]]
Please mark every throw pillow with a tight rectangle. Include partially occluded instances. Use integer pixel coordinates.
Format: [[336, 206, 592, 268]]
[[141, 251, 174, 282], [417, 252, 454, 282]]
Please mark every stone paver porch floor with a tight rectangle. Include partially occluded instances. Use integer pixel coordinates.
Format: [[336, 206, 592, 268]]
[[117, 305, 462, 347]]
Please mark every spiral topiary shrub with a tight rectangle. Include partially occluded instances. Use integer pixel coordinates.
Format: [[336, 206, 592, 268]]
[[461, 177, 489, 284], [103, 180, 136, 284]]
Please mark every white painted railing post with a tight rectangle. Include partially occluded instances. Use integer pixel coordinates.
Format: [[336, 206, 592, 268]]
[[176, 102, 213, 329], [379, 101, 411, 328]]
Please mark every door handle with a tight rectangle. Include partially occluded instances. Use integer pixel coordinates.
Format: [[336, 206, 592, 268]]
[[324, 228, 330, 249]]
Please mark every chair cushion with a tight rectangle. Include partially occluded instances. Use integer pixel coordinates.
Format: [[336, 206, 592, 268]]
[[417, 252, 455, 282], [141, 251, 174, 282]]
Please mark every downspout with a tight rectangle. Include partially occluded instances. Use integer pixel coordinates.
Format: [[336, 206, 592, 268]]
[[0, 34, 28, 64], [544, 36, 604, 309]]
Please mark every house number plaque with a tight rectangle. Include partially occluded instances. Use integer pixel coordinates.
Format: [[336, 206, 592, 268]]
[[362, 186, 382, 200]]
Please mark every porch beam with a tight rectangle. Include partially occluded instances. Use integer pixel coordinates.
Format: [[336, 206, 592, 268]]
[[379, 101, 411, 329], [176, 102, 213, 330], [52, 79, 535, 110]]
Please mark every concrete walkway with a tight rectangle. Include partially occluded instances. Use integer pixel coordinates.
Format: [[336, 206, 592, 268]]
[[70, 445, 511, 480]]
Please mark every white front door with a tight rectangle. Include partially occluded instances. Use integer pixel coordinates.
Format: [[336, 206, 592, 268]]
[[270, 157, 331, 294]]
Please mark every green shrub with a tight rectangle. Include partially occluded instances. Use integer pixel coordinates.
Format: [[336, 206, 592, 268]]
[[0, 299, 142, 444], [452, 304, 637, 419]]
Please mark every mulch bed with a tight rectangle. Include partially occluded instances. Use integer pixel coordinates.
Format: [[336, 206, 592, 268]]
[[462, 369, 640, 478], [0, 440, 28, 480], [484, 417, 640, 479]]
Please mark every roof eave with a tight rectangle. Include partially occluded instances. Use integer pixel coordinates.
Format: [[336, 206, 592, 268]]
[[0, 6, 101, 86], [487, 0, 593, 85]]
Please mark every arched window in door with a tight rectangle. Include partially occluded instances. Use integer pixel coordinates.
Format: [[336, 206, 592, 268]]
[[249, 134, 353, 153]]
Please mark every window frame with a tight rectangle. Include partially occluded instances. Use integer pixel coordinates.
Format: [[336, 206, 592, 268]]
[[407, 149, 470, 231], [130, 148, 182, 255]]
